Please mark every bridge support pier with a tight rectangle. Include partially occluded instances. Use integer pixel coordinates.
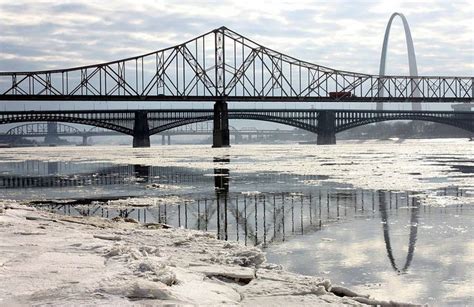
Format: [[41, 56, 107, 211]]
[[317, 111, 336, 145], [82, 135, 88, 146], [44, 121, 60, 145], [133, 164, 150, 180], [234, 133, 241, 144], [133, 111, 150, 148], [212, 100, 230, 148]]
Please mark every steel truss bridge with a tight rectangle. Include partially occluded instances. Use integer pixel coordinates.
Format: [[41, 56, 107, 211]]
[[0, 108, 472, 146], [1, 27, 472, 103], [0, 27, 473, 146]]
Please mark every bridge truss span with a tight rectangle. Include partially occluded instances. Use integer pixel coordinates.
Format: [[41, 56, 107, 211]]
[[0, 27, 472, 102]]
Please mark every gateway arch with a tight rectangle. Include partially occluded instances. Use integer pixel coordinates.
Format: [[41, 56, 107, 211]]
[[377, 13, 421, 111]]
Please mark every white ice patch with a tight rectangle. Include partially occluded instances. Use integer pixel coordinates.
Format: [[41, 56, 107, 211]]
[[134, 260, 178, 286], [104, 195, 192, 208], [417, 193, 474, 207], [209, 246, 266, 267]]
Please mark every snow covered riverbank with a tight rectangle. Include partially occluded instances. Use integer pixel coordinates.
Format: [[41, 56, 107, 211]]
[[0, 202, 415, 306]]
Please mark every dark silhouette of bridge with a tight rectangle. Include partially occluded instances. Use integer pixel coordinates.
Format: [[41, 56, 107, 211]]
[[0, 108, 472, 146], [0, 26, 472, 147], [0, 121, 305, 146]]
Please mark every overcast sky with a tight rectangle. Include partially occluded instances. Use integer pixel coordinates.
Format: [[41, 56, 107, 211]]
[[1, 0, 473, 77]]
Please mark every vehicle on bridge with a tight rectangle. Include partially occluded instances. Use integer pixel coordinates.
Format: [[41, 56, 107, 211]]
[[329, 92, 354, 99]]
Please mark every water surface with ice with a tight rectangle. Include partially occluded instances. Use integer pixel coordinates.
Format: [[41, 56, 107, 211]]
[[0, 141, 472, 305]]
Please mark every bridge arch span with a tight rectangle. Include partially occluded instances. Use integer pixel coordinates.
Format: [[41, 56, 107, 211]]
[[6, 122, 83, 136], [379, 191, 419, 273], [0, 117, 133, 135], [149, 114, 319, 135], [336, 115, 473, 134], [229, 114, 319, 134], [150, 116, 214, 135]]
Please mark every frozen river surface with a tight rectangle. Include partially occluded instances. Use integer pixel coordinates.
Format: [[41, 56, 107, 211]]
[[0, 140, 472, 305]]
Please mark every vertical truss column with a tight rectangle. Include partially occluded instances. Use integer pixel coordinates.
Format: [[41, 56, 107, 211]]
[[132, 111, 150, 148], [316, 111, 336, 145], [212, 28, 230, 148], [215, 27, 225, 96]]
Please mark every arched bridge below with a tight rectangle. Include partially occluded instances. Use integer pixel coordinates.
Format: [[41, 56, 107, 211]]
[[0, 121, 305, 145], [0, 108, 472, 146]]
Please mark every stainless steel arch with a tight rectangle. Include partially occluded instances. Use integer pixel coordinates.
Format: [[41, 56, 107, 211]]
[[378, 13, 420, 110]]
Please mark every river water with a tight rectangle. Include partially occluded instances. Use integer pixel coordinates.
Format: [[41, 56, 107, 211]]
[[0, 141, 472, 305]]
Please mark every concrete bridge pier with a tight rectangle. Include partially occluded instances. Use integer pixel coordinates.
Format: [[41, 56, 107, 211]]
[[82, 135, 88, 146], [160, 134, 171, 145], [132, 111, 151, 148], [44, 121, 60, 144], [212, 100, 230, 147], [234, 133, 242, 144], [317, 111, 336, 145]]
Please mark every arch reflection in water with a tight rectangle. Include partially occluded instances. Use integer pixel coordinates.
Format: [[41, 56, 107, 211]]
[[379, 190, 419, 274]]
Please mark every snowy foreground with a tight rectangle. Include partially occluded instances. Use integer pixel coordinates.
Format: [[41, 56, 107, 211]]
[[0, 203, 415, 306]]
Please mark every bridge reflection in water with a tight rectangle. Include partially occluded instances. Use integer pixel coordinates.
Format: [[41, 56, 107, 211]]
[[14, 159, 469, 274]]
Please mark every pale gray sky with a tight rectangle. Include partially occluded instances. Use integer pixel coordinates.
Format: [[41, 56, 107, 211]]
[[1, 0, 473, 77]]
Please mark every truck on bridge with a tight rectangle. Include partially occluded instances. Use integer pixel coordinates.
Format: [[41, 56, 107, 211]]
[[329, 92, 354, 99]]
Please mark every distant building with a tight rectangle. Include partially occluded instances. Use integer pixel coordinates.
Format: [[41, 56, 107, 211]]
[[451, 103, 473, 111]]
